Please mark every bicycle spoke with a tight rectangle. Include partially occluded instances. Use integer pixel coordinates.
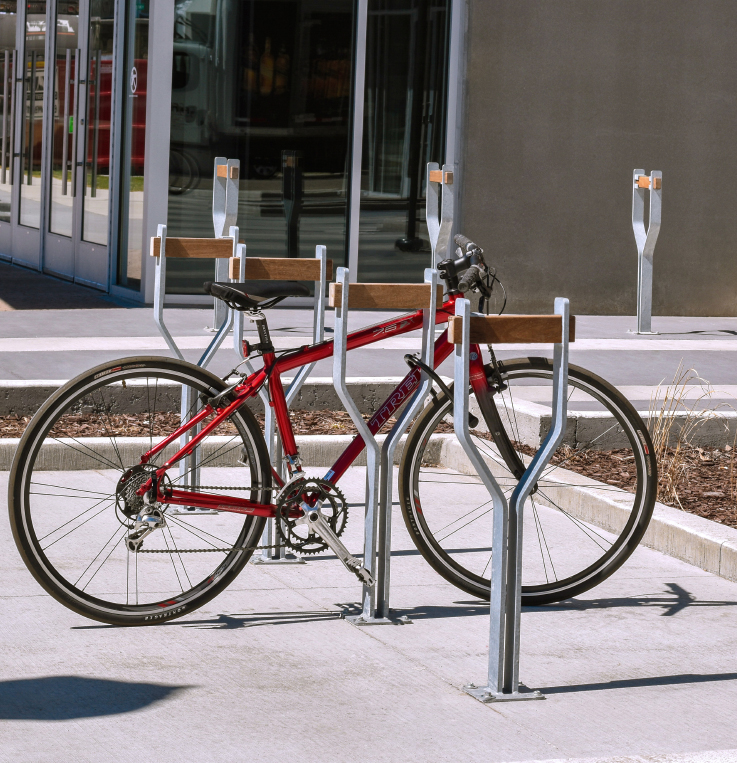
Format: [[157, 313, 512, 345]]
[[48, 435, 121, 471], [536, 488, 613, 552], [437, 500, 492, 543], [40, 497, 115, 549], [530, 496, 557, 582], [167, 514, 233, 547], [30, 482, 115, 499], [75, 524, 126, 588]]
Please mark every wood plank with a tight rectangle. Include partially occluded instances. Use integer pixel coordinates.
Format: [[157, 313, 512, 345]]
[[428, 169, 454, 185], [652, 176, 662, 190], [636, 175, 650, 189], [448, 314, 577, 344], [150, 237, 233, 259], [228, 257, 333, 281], [216, 164, 228, 177], [329, 282, 443, 310]]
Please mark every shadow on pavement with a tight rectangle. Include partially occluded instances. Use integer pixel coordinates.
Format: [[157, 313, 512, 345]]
[[0, 675, 187, 720], [0, 262, 122, 310], [542, 672, 737, 695], [530, 583, 737, 617]]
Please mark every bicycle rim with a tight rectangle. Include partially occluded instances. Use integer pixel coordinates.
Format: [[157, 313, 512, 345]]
[[400, 358, 657, 604], [9, 358, 270, 625]]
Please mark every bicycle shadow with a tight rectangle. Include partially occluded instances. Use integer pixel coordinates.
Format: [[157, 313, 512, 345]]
[[0, 676, 186, 720], [526, 582, 737, 617], [541, 672, 737, 695], [174, 610, 344, 630]]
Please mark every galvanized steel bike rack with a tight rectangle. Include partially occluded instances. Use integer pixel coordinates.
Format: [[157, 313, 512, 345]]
[[426, 162, 455, 266], [151, 157, 242, 511], [152, 223, 242, 512], [632, 169, 662, 335], [211, 157, 241, 331], [375, 268, 438, 621], [231, 245, 329, 564], [331, 268, 439, 624], [332, 267, 384, 622], [451, 297, 570, 702]]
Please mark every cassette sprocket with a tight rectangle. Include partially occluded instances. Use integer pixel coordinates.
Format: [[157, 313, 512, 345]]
[[275, 477, 348, 555]]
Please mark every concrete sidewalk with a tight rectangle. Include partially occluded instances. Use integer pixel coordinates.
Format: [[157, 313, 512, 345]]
[[2, 465, 737, 762]]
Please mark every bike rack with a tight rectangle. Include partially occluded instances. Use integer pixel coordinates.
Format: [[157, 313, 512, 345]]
[[426, 162, 455, 266], [631, 169, 662, 335], [228, 246, 331, 563], [151, 224, 242, 512], [211, 157, 240, 331], [150, 157, 242, 512], [330, 269, 442, 624], [450, 298, 572, 702]]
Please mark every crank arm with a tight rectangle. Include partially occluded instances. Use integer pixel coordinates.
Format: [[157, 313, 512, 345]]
[[296, 509, 375, 586]]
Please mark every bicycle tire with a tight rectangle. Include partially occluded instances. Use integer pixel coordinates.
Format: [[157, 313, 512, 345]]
[[9, 357, 271, 626], [399, 357, 657, 605]]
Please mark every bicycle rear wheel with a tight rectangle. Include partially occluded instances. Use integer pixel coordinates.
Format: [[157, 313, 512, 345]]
[[9, 357, 270, 626], [399, 358, 657, 604]]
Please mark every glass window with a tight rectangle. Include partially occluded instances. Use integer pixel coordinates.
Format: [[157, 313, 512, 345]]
[[166, 0, 355, 293], [0, 1, 18, 225], [19, 0, 47, 229], [117, 0, 148, 290], [357, 0, 450, 283], [49, 1, 79, 238], [82, 0, 114, 245]]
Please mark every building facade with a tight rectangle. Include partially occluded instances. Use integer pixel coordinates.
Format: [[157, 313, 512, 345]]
[[0, 1, 734, 315]]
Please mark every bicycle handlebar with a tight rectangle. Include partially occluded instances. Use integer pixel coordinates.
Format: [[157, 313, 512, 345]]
[[454, 233, 477, 251], [458, 264, 483, 294]]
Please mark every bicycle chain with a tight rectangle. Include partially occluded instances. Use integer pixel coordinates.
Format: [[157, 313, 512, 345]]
[[136, 485, 276, 553], [137, 543, 282, 554]]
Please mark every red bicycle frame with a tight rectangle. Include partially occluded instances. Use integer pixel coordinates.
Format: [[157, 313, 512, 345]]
[[137, 293, 492, 515]]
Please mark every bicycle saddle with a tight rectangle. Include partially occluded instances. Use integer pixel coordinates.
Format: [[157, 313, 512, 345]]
[[203, 280, 310, 311]]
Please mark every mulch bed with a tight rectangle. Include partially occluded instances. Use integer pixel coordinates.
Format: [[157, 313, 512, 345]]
[[2, 412, 734, 529]]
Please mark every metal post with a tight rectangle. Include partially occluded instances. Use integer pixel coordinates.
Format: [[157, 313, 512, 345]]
[[212, 158, 240, 330], [632, 169, 662, 335], [333, 267, 383, 623], [456, 298, 570, 702], [375, 268, 438, 621], [282, 150, 303, 258], [426, 162, 455, 267]]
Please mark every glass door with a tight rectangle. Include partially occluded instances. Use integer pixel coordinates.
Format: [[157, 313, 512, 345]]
[[43, 0, 114, 288], [0, 1, 18, 257]]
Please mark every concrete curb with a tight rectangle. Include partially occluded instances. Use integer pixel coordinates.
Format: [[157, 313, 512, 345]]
[[0, 378, 422, 417], [437, 435, 737, 585], [4, 379, 734, 447], [2, 427, 735, 584]]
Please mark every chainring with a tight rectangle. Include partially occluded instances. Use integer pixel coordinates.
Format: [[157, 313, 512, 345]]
[[275, 477, 348, 555]]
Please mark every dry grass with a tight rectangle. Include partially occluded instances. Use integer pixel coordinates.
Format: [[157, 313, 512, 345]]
[[647, 363, 732, 508]]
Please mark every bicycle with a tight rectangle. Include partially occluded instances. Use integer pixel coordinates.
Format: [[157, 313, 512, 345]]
[[8, 236, 657, 625]]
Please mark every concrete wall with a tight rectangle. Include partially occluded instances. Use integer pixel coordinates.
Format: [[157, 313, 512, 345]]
[[461, 1, 737, 315]]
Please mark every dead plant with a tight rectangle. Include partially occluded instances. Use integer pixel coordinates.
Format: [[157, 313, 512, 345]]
[[647, 363, 720, 508]]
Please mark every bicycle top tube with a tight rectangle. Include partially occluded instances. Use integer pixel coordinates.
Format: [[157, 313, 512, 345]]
[[270, 294, 460, 378]]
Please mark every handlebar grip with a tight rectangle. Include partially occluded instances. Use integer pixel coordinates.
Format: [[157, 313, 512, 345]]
[[454, 233, 476, 250], [458, 264, 482, 293]]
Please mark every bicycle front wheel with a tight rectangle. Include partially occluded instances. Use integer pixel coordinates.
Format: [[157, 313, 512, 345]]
[[9, 357, 271, 626], [399, 358, 657, 605]]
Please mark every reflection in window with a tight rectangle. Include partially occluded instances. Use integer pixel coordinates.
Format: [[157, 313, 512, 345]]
[[82, 0, 115, 245], [0, 2, 17, 225], [19, 0, 47, 229], [117, 0, 148, 290], [166, 0, 354, 293], [357, 0, 450, 283]]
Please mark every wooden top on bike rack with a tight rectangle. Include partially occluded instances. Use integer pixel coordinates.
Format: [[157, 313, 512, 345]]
[[328, 282, 444, 310], [150, 237, 235, 259], [228, 256, 333, 281], [448, 314, 576, 344]]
